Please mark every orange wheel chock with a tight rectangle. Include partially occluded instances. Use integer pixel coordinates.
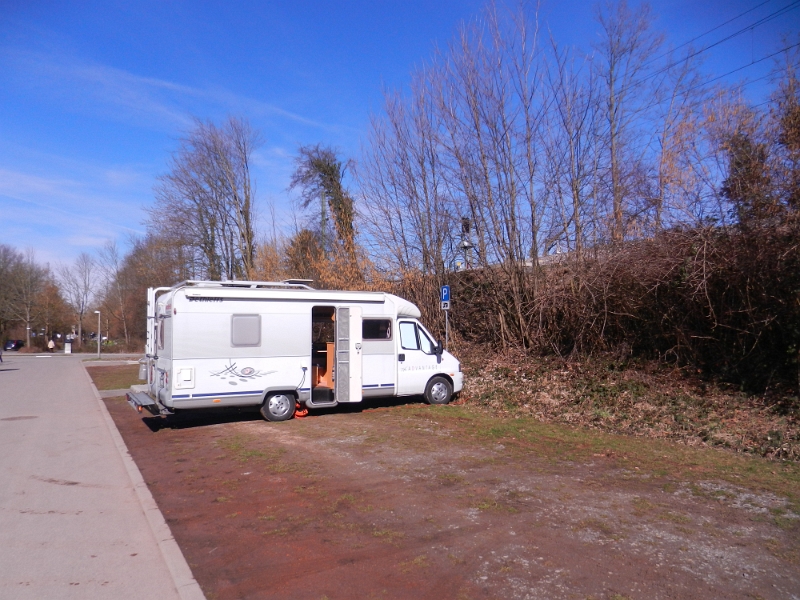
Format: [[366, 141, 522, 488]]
[[295, 401, 309, 419]]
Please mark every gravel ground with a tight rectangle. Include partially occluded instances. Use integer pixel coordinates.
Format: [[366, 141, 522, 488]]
[[104, 397, 800, 600]]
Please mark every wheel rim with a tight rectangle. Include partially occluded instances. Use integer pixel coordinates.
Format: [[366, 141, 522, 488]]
[[430, 381, 449, 403], [268, 394, 292, 417]]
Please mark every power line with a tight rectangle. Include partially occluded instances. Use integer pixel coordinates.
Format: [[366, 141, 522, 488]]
[[608, 58, 788, 144], [641, 0, 775, 70], [618, 0, 800, 97], [671, 0, 799, 67], [628, 62, 790, 136], [624, 65, 791, 156], [681, 41, 800, 96]]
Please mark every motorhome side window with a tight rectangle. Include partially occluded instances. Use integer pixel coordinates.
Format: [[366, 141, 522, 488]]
[[157, 321, 164, 350], [231, 314, 261, 347], [417, 327, 436, 354], [400, 321, 436, 354], [363, 319, 392, 340]]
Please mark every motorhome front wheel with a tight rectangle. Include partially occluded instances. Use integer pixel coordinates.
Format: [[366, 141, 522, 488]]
[[261, 393, 296, 422], [425, 376, 453, 405]]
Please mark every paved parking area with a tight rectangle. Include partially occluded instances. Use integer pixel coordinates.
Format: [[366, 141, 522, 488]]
[[0, 354, 203, 600]]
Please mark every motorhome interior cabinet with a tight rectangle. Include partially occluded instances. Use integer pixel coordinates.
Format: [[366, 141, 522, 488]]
[[127, 280, 463, 421]]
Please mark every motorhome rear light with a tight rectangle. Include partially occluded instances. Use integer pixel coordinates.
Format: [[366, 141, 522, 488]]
[[137, 405, 143, 413]]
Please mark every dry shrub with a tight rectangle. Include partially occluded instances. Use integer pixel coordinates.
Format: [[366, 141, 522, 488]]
[[458, 344, 799, 460], [402, 219, 800, 396]]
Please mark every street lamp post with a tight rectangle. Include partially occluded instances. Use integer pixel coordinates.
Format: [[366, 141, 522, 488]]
[[94, 310, 101, 360], [458, 238, 474, 270]]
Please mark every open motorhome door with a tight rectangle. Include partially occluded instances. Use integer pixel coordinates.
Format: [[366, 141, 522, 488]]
[[335, 306, 362, 403]]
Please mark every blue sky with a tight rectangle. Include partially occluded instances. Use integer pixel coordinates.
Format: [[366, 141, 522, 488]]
[[1, 0, 797, 267]]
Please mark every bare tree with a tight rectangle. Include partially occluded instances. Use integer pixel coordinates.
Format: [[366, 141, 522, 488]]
[[593, 0, 663, 243], [542, 38, 601, 259], [36, 278, 71, 345], [98, 241, 131, 345], [6, 249, 47, 348], [360, 75, 455, 278], [769, 42, 800, 212], [58, 253, 96, 348], [641, 50, 705, 232], [360, 2, 550, 345], [0, 245, 22, 337], [149, 116, 261, 280]]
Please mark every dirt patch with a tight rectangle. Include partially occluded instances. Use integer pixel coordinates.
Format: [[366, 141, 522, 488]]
[[103, 396, 799, 599]]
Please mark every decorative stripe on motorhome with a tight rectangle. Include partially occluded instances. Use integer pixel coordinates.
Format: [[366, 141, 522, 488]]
[[191, 390, 263, 397]]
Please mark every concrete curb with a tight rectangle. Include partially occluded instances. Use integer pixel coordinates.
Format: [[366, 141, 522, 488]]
[[83, 367, 206, 600]]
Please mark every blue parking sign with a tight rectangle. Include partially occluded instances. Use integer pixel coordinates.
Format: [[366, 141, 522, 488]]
[[441, 285, 450, 302]]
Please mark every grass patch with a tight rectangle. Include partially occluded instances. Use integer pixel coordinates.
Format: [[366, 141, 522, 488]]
[[773, 514, 798, 530], [86, 364, 141, 390], [574, 517, 616, 537], [372, 528, 404, 543], [417, 405, 800, 504], [216, 434, 286, 464], [632, 497, 657, 515], [659, 511, 692, 524], [438, 473, 466, 486], [399, 554, 429, 572], [473, 497, 518, 513]]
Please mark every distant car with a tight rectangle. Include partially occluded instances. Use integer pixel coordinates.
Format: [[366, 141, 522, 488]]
[[3, 340, 24, 351]]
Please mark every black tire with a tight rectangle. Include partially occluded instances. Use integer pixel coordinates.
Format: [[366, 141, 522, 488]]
[[424, 376, 453, 405], [260, 392, 296, 422]]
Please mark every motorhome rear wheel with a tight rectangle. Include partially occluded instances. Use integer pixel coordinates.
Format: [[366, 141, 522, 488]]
[[260, 393, 296, 422], [425, 376, 453, 405]]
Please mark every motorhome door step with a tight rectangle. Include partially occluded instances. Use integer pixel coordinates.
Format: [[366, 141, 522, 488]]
[[312, 386, 333, 403], [307, 386, 337, 408]]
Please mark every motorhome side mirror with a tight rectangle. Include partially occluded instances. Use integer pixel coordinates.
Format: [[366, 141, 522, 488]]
[[436, 342, 443, 355]]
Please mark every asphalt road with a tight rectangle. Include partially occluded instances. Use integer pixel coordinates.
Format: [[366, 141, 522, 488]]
[[0, 353, 203, 599]]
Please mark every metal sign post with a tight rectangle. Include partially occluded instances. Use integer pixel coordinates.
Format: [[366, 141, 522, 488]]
[[440, 285, 450, 350]]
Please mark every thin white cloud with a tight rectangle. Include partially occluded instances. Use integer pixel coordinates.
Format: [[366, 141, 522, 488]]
[[205, 86, 330, 129], [103, 167, 148, 188], [0, 47, 356, 263], [0, 168, 146, 236], [2, 48, 340, 132], [64, 234, 113, 248]]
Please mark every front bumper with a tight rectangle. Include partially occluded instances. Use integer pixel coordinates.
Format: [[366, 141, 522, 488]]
[[451, 372, 464, 393]]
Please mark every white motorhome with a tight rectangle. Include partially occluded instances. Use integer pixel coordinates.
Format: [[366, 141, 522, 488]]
[[127, 280, 463, 421]]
